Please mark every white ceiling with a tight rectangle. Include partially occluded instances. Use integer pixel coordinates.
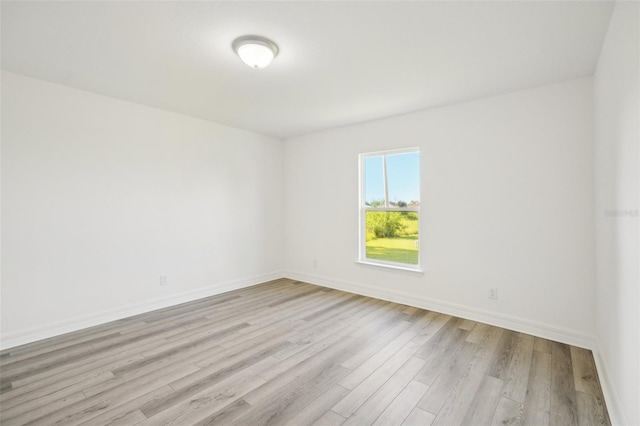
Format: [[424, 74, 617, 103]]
[[1, 1, 614, 139]]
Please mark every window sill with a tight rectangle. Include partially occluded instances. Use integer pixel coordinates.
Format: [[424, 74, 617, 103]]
[[355, 260, 424, 276]]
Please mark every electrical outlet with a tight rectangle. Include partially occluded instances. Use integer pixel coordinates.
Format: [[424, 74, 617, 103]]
[[160, 275, 169, 287], [313, 259, 318, 268], [488, 287, 498, 300]]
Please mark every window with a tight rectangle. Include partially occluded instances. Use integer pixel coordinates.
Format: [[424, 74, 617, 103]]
[[359, 148, 420, 270]]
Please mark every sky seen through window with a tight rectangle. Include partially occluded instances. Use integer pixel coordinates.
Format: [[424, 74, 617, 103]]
[[364, 152, 420, 205]]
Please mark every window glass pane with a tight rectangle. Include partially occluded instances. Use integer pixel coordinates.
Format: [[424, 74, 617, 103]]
[[365, 211, 419, 265], [363, 156, 385, 206], [386, 152, 420, 207]]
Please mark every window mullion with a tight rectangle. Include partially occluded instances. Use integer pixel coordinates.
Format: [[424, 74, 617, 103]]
[[382, 154, 389, 207]]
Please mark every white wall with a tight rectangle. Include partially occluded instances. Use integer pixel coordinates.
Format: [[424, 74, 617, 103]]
[[593, 2, 640, 425], [284, 78, 596, 347], [1, 71, 284, 347]]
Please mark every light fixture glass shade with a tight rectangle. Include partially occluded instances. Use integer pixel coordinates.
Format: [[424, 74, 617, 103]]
[[232, 36, 279, 69]]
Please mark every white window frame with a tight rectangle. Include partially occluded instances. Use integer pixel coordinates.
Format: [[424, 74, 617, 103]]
[[358, 148, 422, 273]]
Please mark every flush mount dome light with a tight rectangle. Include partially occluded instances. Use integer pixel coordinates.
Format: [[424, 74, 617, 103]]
[[232, 35, 279, 69]]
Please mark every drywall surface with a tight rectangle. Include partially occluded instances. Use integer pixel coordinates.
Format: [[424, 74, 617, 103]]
[[1, 71, 284, 346], [284, 78, 596, 346], [594, 2, 640, 424]]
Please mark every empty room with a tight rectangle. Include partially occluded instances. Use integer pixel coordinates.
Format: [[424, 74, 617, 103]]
[[1, 1, 638, 425]]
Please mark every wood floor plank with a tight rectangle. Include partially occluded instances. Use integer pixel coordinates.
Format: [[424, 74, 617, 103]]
[[460, 375, 504, 426], [2, 319, 147, 361], [191, 327, 295, 370], [314, 410, 347, 426], [0, 279, 611, 426], [140, 280, 304, 338], [402, 407, 436, 426], [491, 396, 524, 426], [458, 319, 476, 331], [343, 356, 425, 425], [6, 329, 179, 390], [524, 408, 550, 426], [465, 322, 490, 344], [260, 300, 398, 382], [474, 324, 505, 359], [416, 341, 477, 413], [284, 292, 373, 339], [569, 346, 601, 397], [550, 341, 578, 426], [0, 335, 117, 373], [533, 337, 551, 354], [75, 386, 172, 426], [0, 370, 114, 414], [302, 294, 364, 322], [0, 373, 114, 423], [332, 341, 422, 418], [234, 362, 350, 425], [138, 371, 268, 425], [430, 355, 494, 426], [191, 398, 253, 426], [522, 350, 551, 426], [341, 318, 414, 370], [230, 288, 342, 334], [413, 327, 470, 387], [241, 329, 365, 408], [185, 292, 322, 367], [199, 292, 372, 367], [95, 408, 147, 426], [284, 298, 392, 355], [576, 391, 610, 426], [83, 343, 225, 399], [283, 384, 350, 426], [373, 380, 430, 426], [115, 323, 248, 376], [0, 381, 13, 395], [0, 390, 87, 426], [276, 296, 388, 361], [501, 333, 535, 402], [410, 313, 450, 347], [339, 328, 415, 390], [414, 317, 466, 362], [0, 352, 145, 405], [139, 341, 290, 417], [145, 318, 246, 353], [23, 364, 201, 426], [487, 329, 520, 380]]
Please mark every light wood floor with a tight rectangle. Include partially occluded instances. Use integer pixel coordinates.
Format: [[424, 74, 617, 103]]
[[0, 279, 610, 426]]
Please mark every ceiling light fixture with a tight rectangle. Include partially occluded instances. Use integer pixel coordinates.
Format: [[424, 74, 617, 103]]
[[232, 35, 279, 69]]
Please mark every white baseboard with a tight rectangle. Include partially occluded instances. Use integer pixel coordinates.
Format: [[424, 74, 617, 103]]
[[592, 348, 627, 426], [0, 271, 284, 350], [284, 270, 597, 350], [3, 269, 618, 420], [3, 269, 597, 352]]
